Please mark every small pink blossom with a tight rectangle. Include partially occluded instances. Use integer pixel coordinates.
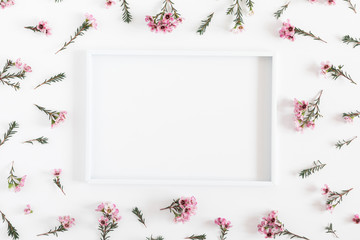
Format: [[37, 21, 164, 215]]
[[105, 0, 115, 8], [99, 216, 109, 226], [231, 25, 245, 34], [344, 116, 353, 123], [59, 216, 75, 229], [52, 111, 67, 128], [23, 64, 32, 73], [15, 58, 22, 69], [53, 169, 62, 177], [308, 0, 317, 3], [85, 13, 98, 29], [327, 0, 336, 5], [326, 204, 334, 212], [322, 184, 330, 195], [353, 214, 360, 224], [24, 204, 33, 215], [37, 21, 48, 33]]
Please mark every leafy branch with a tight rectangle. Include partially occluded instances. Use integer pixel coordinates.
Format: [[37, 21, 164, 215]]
[[343, 110, 360, 119], [0, 121, 19, 148], [53, 177, 66, 195], [300, 90, 323, 128], [185, 234, 206, 240], [327, 65, 356, 84], [325, 223, 339, 238], [37, 225, 67, 237], [336, 136, 357, 149], [343, 0, 356, 13], [274, 2, 290, 19], [23, 136, 48, 145], [147, 236, 164, 240], [55, 19, 93, 54], [277, 229, 309, 240], [120, 0, 132, 23], [99, 222, 118, 240], [0, 60, 24, 91], [342, 35, 360, 48], [295, 27, 327, 43], [226, 0, 243, 30], [246, 0, 254, 12], [132, 207, 146, 227], [34, 73, 65, 89], [197, 12, 214, 35], [299, 160, 326, 178], [327, 188, 353, 209], [0, 210, 19, 240], [55, 0, 63, 2]]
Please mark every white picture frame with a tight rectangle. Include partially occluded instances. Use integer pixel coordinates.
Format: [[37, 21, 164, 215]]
[[85, 50, 277, 186]]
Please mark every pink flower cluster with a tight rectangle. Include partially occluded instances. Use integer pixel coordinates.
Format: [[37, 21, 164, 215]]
[[85, 13, 98, 29], [257, 211, 284, 239], [105, 0, 115, 8], [279, 20, 295, 41], [214, 217, 232, 229], [294, 98, 314, 131], [0, 0, 14, 9], [353, 214, 360, 224], [175, 196, 197, 223], [344, 116, 353, 123], [309, 0, 336, 5], [145, 13, 183, 33], [96, 202, 122, 226], [37, 21, 51, 36], [58, 216, 75, 229], [15, 58, 32, 73], [10, 175, 26, 193], [52, 111, 67, 128], [24, 204, 33, 215], [321, 184, 333, 211]]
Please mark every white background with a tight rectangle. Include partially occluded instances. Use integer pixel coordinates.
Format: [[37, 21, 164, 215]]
[[0, 0, 360, 240]]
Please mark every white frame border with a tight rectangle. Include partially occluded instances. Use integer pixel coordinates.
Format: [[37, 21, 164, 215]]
[[85, 50, 278, 186]]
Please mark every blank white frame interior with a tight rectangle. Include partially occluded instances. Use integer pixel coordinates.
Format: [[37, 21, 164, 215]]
[[85, 50, 277, 186]]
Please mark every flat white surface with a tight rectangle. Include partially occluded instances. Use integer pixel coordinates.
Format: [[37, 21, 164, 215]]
[[87, 51, 274, 184], [0, 0, 360, 240]]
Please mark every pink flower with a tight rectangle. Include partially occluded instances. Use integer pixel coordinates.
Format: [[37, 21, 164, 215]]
[[105, 0, 115, 8], [215, 217, 232, 229], [279, 19, 295, 41], [45, 28, 52, 36], [15, 58, 22, 69], [327, 0, 336, 5], [19, 175, 26, 187], [23, 64, 32, 73], [112, 214, 122, 222], [231, 25, 245, 34], [321, 61, 331, 75], [103, 202, 117, 215], [322, 184, 330, 195], [344, 116, 353, 123], [59, 216, 75, 229], [53, 169, 62, 177], [145, 16, 154, 22], [14, 186, 21, 192], [24, 204, 33, 215], [52, 111, 67, 128], [96, 203, 105, 212], [326, 204, 334, 212], [37, 21, 48, 33], [353, 214, 360, 224], [85, 13, 98, 29], [99, 216, 109, 226]]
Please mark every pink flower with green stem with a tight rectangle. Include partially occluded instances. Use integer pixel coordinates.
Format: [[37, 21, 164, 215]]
[[257, 211, 309, 239], [343, 110, 360, 122], [55, 13, 97, 54], [96, 202, 122, 240], [322, 185, 353, 212], [7, 161, 26, 193], [160, 196, 197, 223], [37, 216, 75, 237], [24, 205, 33, 215], [25, 20, 52, 36], [294, 90, 323, 132], [279, 19, 327, 43], [320, 61, 356, 84], [226, 0, 254, 33], [0, 59, 32, 91], [145, 0, 183, 33], [215, 217, 232, 240], [52, 169, 66, 195], [34, 104, 67, 128]]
